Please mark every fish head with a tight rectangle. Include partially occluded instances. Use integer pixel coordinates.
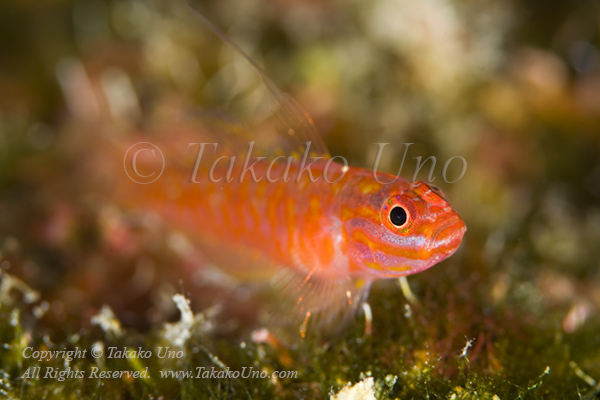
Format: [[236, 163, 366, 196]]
[[344, 179, 466, 278]]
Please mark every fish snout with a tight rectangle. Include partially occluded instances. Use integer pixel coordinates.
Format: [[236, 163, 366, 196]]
[[429, 215, 466, 256]]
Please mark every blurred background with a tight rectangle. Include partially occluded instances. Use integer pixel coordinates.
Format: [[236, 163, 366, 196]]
[[1, 0, 600, 397]]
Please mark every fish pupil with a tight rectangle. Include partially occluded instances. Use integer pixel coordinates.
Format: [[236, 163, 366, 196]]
[[389, 206, 408, 227]]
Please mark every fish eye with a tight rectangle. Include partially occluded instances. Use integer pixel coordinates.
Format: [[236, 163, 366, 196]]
[[389, 206, 408, 228]]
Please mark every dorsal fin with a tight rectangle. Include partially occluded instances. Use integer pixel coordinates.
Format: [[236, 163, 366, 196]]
[[186, 3, 332, 160]]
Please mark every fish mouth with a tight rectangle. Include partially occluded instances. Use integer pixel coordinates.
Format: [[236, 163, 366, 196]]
[[430, 215, 467, 254]]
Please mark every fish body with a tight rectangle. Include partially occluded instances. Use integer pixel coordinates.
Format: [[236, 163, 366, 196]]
[[144, 160, 465, 280], [117, 150, 465, 322]]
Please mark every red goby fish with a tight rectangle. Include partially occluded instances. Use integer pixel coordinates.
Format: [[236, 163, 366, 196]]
[[110, 11, 467, 332]]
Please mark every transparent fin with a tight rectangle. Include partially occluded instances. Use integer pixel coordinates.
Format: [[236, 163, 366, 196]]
[[186, 3, 332, 160], [268, 267, 372, 338]]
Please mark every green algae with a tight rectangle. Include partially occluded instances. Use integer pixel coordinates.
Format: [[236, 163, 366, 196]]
[[0, 266, 598, 399]]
